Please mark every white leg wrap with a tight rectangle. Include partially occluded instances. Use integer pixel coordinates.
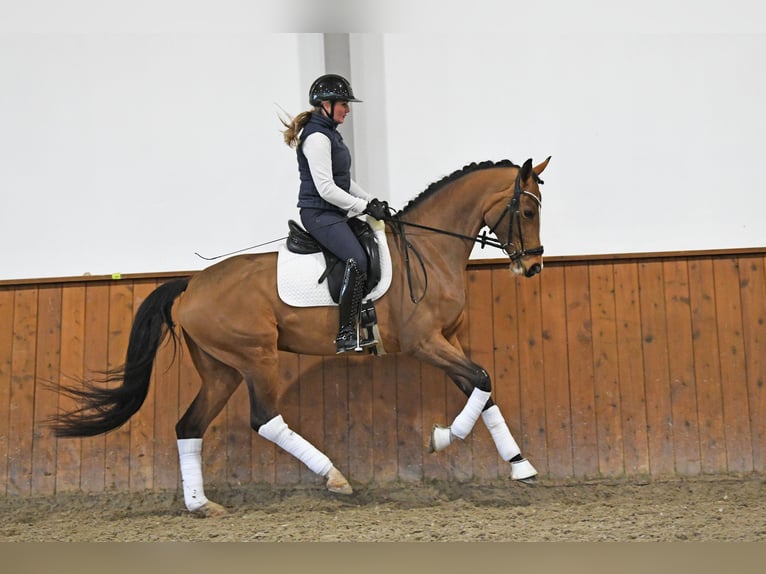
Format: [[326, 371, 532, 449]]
[[481, 404, 521, 461], [430, 425, 453, 452], [511, 458, 538, 480], [177, 438, 209, 512], [258, 415, 333, 477], [450, 388, 492, 439]]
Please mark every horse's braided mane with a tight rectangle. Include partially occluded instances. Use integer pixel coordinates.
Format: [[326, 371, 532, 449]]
[[400, 159, 519, 214]]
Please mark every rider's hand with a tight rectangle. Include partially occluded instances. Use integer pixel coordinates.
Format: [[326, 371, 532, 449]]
[[363, 198, 390, 221]]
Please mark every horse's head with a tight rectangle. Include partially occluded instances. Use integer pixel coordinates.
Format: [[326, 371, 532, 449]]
[[483, 156, 550, 277]]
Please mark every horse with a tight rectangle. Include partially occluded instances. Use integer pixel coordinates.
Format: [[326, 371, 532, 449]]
[[51, 156, 551, 517]]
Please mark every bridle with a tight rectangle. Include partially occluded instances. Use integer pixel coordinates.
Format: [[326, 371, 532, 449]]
[[392, 167, 544, 303], [482, 168, 544, 263]]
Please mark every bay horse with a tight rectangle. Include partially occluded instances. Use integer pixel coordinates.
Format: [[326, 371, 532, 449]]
[[52, 156, 551, 517]]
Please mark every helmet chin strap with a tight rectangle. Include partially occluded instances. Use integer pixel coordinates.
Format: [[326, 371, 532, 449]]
[[320, 101, 339, 125]]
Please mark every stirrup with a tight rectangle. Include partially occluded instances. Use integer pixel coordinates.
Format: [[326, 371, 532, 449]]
[[335, 328, 377, 354]]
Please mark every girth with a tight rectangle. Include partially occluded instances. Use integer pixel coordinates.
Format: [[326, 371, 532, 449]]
[[286, 218, 382, 303]]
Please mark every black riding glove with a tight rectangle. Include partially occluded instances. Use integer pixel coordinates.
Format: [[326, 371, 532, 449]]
[[363, 198, 390, 220]]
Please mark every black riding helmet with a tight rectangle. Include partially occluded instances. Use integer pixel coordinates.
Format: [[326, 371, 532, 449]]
[[309, 74, 362, 106]]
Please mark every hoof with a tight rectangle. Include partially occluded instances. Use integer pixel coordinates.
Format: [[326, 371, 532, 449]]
[[191, 500, 227, 518], [511, 457, 538, 483], [517, 476, 538, 486], [429, 424, 452, 453], [326, 466, 353, 495]]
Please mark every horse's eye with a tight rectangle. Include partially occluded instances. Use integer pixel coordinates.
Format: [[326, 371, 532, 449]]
[[523, 209, 536, 219]]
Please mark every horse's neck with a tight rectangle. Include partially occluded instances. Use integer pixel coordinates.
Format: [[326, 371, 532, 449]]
[[404, 175, 502, 263]]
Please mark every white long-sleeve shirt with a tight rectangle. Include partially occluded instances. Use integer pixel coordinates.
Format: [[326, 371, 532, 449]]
[[302, 131, 372, 217]]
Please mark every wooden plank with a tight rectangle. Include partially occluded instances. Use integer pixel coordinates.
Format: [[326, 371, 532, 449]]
[[225, 383, 252, 486], [80, 283, 109, 492], [465, 268, 498, 481], [31, 285, 62, 496], [0, 289, 15, 496], [128, 281, 157, 492], [323, 355, 350, 479], [738, 255, 766, 472], [637, 261, 675, 477], [713, 257, 754, 472], [588, 262, 624, 476], [104, 281, 134, 491], [612, 262, 650, 476], [687, 259, 727, 473], [347, 353, 374, 485], [489, 267, 524, 478], [563, 264, 599, 478], [516, 273, 548, 476], [448, 315, 473, 481], [420, 361, 448, 481], [220, 328, 254, 486], [540, 265, 574, 479], [8, 287, 38, 496], [201, 391, 228, 491], [371, 354, 398, 483], [57, 284, 86, 493], [152, 281, 182, 492], [274, 352, 300, 484], [663, 259, 702, 475], [296, 354, 322, 486], [396, 353, 423, 481]]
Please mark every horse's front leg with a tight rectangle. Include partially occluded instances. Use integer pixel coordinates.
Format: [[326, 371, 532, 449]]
[[414, 335, 537, 483], [480, 403, 538, 483]]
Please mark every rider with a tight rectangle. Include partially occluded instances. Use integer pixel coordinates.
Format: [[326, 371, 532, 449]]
[[281, 73, 390, 354]]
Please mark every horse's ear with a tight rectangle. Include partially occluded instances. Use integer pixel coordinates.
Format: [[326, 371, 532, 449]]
[[520, 158, 534, 182], [533, 156, 551, 176]]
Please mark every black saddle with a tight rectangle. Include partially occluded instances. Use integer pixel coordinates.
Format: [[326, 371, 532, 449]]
[[286, 218, 382, 303]]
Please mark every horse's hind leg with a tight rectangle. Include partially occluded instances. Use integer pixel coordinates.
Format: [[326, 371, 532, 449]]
[[254, 411, 352, 495], [243, 350, 353, 495], [175, 339, 243, 517]]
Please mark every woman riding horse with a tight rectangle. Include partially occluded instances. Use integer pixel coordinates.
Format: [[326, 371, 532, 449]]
[[281, 74, 390, 353]]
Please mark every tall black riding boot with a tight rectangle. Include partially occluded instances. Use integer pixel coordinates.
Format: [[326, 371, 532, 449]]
[[336, 259, 377, 354]]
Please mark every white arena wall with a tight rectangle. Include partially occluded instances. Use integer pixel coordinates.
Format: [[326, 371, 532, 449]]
[[2, 2, 765, 281]]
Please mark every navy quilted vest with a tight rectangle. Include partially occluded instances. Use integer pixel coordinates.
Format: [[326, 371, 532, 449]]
[[296, 112, 352, 211]]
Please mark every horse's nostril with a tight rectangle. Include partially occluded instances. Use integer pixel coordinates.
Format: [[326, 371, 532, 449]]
[[526, 264, 542, 277]]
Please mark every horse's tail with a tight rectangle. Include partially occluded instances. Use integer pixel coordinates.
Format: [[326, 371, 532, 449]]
[[50, 277, 191, 437]]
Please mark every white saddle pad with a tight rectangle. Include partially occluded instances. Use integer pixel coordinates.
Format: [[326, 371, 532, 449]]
[[277, 218, 393, 307]]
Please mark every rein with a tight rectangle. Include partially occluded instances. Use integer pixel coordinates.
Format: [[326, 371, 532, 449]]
[[391, 169, 543, 303], [194, 167, 543, 306]]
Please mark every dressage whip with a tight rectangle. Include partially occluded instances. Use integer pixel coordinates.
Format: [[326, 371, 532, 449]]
[[194, 237, 288, 261], [192, 215, 375, 261]]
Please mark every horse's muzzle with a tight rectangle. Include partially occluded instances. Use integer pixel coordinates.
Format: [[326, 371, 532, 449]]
[[525, 263, 542, 277], [510, 259, 543, 277]]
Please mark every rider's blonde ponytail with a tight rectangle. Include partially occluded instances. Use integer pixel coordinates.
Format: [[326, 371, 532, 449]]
[[280, 109, 315, 148]]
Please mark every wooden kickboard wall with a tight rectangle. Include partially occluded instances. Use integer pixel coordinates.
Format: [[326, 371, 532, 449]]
[[0, 249, 764, 496]]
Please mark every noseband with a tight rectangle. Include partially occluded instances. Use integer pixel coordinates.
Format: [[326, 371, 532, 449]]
[[483, 169, 544, 263]]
